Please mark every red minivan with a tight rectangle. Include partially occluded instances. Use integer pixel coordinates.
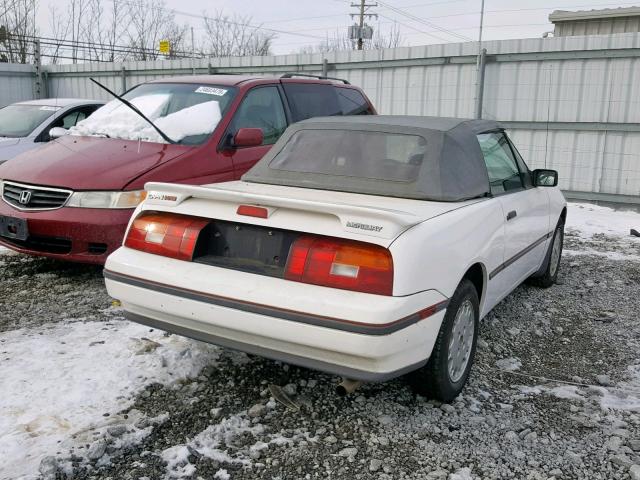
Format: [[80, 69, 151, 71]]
[[0, 75, 375, 263]]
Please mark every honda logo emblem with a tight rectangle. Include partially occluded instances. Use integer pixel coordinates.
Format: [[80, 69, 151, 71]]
[[19, 190, 32, 205]]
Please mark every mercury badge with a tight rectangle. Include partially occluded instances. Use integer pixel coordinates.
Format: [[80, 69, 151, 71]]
[[346, 221, 383, 232]]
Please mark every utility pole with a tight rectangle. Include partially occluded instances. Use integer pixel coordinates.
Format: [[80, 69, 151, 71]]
[[191, 26, 196, 75], [33, 39, 42, 99], [474, 0, 486, 119], [350, 1, 377, 50]]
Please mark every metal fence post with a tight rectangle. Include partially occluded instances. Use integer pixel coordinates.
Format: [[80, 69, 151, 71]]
[[474, 48, 487, 119], [121, 66, 127, 94], [322, 58, 328, 77], [42, 70, 49, 98]]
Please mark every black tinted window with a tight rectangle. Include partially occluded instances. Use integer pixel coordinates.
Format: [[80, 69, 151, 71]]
[[282, 83, 341, 122], [336, 88, 371, 115]]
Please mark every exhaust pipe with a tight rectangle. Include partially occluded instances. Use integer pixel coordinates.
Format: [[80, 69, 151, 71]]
[[336, 378, 363, 396]]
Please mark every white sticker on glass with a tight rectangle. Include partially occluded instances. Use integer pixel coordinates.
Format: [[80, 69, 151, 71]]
[[195, 86, 228, 96]]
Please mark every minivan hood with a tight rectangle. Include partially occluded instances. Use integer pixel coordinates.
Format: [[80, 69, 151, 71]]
[[0, 136, 192, 190]]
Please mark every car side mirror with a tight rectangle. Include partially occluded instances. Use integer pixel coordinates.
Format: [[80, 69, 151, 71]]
[[233, 128, 263, 148], [49, 127, 69, 140], [532, 169, 558, 187]]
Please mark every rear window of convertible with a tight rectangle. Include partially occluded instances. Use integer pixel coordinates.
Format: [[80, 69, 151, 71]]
[[268, 129, 425, 182]]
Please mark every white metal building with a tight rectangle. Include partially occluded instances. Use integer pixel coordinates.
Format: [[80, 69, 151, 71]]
[[550, 7, 640, 36]]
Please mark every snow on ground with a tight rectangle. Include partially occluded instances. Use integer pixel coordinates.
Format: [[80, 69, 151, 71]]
[[566, 202, 640, 240], [162, 414, 264, 478], [564, 248, 640, 262], [518, 372, 640, 413], [1, 201, 639, 479], [0, 320, 219, 479]]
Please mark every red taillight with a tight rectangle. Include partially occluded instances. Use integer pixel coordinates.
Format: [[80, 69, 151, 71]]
[[285, 235, 393, 295], [237, 205, 269, 219], [124, 212, 209, 261]]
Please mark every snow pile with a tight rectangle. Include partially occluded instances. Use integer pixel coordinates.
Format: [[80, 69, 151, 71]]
[[0, 320, 219, 479], [449, 468, 474, 480], [70, 95, 222, 144], [162, 414, 264, 478], [566, 202, 640, 239], [495, 357, 522, 372], [517, 365, 640, 412]]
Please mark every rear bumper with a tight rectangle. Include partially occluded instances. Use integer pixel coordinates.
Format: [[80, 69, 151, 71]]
[[104, 247, 449, 381], [0, 202, 133, 264]]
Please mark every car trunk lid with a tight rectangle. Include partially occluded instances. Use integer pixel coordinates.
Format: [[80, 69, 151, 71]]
[[143, 180, 479, 244]]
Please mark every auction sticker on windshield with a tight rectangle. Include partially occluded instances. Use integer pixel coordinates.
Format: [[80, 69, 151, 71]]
[[195, 86, 228, 96]]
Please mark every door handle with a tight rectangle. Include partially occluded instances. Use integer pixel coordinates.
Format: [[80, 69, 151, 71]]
[[507, 210, 517, 221]]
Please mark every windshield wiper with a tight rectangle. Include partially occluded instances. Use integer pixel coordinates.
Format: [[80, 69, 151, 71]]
[[89, 78, 177, 145]]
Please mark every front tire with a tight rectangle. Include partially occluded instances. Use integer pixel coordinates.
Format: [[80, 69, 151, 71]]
[[528, 221, 564, 288], [409, 279, 479, 402]]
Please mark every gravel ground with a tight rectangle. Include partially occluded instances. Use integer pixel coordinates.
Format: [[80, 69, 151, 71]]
[[1, 206, 640, 480]]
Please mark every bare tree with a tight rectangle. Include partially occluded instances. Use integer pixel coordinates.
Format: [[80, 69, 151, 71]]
[[47, 3, 70, 64], [0, 0, 38, 63], [201, 10, 274, 57], [371, 23, 403, 49], [127, 0, 187, 60], [82, 0, 129, 62], [299, 24, 403, 54]]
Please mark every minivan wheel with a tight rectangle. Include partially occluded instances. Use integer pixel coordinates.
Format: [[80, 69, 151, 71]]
[[528, 221, 564, 288], [409, 279, 479, 402]]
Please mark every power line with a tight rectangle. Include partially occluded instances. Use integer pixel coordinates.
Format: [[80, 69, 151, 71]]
[[261, 0, 469, 25], [378, 13, 451, 43], [107, 0, 327, 40], [4, 33, 199, 61], [376, 0, 474, 42]]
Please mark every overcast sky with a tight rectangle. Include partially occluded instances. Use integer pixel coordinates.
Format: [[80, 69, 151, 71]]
[[36, 0, 638, 55]]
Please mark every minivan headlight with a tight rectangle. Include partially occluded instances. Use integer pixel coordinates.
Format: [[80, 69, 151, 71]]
[[66, 190, 147, 209]]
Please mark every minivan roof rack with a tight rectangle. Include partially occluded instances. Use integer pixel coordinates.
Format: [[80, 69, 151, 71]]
[[280, 72, 350, 85]]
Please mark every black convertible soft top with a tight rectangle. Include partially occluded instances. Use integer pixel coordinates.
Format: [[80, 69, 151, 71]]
[[242, 115, 503, 202]]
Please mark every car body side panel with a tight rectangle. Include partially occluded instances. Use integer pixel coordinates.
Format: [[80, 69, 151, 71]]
[[492, 187, 551, 293], [389, 198, 506, 317]]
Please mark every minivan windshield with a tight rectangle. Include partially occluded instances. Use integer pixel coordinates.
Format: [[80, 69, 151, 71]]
[[0, 104, 61, 138], [70, 83, 236, 145]]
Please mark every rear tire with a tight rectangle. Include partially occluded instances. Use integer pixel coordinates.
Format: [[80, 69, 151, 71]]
[[409, 279, 479, 402], [528, 220, 564, 288]]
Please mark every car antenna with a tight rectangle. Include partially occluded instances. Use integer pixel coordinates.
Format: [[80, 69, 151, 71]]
[[89, 77, 176, 145]]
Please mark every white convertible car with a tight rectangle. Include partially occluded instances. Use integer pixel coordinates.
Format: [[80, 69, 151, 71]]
[[104, 116, 566, 401]]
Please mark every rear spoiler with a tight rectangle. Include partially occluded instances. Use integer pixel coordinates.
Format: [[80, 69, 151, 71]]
[[144, 182, 420, 239]]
